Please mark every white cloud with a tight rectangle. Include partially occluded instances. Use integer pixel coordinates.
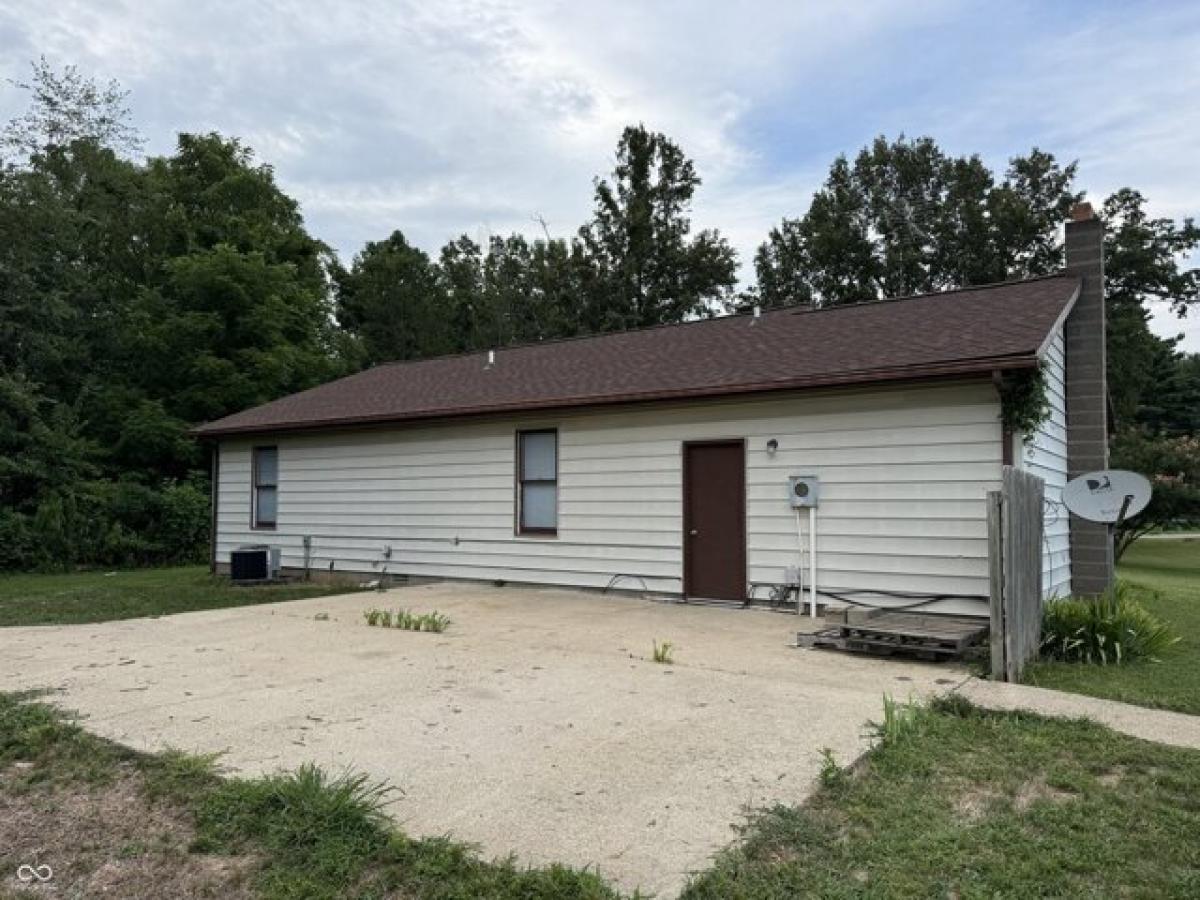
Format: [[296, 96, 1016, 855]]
[[0, 0, 1195, 348]]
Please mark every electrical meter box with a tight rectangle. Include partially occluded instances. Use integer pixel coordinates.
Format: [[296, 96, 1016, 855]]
[[787, 475, 820, 508]]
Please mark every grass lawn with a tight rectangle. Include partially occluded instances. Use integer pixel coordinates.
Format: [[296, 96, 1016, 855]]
[[0, 566, 365, 627], [4, 693, 1198, 899], [0, 692, 620, 900], [683, 696, 1200, 899], [1025, 538, 1200, 715]]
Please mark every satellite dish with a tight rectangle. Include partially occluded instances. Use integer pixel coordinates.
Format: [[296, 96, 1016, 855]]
[[1062, 470, 1152, 524]]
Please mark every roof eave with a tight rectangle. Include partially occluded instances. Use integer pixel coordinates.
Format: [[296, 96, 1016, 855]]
[[191, 354, 1037, 440], [1035, 280, 1081, 359]]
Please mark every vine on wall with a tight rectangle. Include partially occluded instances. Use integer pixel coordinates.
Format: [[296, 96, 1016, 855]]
[[999, 366, 1051, 443]]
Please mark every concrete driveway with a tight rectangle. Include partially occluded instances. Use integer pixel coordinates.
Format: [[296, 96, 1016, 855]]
[[0, 584, 965, 896]]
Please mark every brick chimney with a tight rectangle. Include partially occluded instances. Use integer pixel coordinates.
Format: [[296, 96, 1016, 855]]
[[1063, 202, 1114, 595]]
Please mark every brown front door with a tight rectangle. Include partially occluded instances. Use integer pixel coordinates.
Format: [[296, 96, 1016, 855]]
[[683, 440, 746, 601]]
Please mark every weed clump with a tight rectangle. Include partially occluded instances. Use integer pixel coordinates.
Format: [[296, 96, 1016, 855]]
[[652, 639, 674, 664], [362, 608, 451, 633]]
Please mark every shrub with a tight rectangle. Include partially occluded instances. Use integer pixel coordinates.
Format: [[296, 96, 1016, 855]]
[[157, 478, 211, 563], [0, 511, 37, 571], [1040, 583, 1179, 665], [0, 475, 211, 572]]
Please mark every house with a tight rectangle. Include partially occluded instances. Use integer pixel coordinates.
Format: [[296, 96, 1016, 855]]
[[194, 206, 1112, 616]]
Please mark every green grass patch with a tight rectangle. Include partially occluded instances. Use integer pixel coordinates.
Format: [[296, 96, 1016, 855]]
[[0, 565, 364, 626], [363, 607, 451, 632], [651, 639, 674, 664], [682, 695, 1200, 899], [0, 692, 622, 899], [0, 689, 131, 787], [1026, 539, 1200, 714]]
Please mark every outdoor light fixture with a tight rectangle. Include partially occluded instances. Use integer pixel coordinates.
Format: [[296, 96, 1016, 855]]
[[766, 438, 779, 455]]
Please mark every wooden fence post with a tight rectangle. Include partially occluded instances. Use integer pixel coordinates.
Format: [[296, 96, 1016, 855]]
[[989, 467, 1046, 682], [987, 490, 1005, 681]]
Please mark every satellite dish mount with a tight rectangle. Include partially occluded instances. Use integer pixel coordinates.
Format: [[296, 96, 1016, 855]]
[[1061, 469, 1152, 533]]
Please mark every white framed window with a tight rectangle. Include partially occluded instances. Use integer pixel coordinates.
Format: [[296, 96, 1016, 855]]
[[517, 430, 557, 535], [252, 446, 278, 529]]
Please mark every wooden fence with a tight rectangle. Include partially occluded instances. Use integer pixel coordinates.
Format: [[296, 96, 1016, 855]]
[[988, 466, 1045, 682]]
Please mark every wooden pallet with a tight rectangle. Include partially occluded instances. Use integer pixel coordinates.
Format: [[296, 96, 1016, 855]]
[[797, 610, 988, 661]]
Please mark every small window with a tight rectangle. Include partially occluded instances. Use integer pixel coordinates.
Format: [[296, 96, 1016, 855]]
[[517, 430, 557, 534], [252, 446, 278, 529]]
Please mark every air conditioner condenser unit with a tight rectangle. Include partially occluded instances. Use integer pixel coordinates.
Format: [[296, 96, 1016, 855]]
[[230, 545, 281, 582]]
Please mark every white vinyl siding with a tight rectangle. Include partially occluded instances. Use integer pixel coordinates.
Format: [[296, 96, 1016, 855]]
[[216, 380, 1003, 614], [1020, 328, 1071, 598]]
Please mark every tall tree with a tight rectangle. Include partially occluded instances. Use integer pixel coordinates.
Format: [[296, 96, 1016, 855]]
[[754, 136, 1079, 308], [436, 233, 585, 353], [1101, 188, 1200, 425], [577, 125, 738, 329], [0, 61, 343, 568], [2, 56, 142, 162], [334, 231, 450, 365]]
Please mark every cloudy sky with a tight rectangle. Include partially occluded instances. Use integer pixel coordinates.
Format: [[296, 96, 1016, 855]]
[[2, 0, 1197, 349]]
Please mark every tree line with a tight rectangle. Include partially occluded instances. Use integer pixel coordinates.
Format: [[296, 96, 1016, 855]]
[[1, 60, 1196, 570]]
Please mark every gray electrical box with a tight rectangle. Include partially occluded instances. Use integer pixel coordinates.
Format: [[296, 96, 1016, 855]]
[[787, 475, 820, 508]]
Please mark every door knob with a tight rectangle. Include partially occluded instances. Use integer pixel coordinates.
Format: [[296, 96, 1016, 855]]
[[689, 529, 699, 536]]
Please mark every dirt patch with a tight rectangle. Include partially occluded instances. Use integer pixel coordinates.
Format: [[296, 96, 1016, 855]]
[[953, 776, 1075, 822], [1012, 775, 1075, 812], [0, 764, 255, 899], [953, 784, 1002, 822]]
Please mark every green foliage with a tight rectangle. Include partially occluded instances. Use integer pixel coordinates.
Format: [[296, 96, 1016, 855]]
[[578, 125, 738, 329], [2, 57, 141, 160], [334, 231, 452, 366], [1027, 539, 1200, 713], [682, 699, 1200, 899], [816, 748, 847, 792], [1102, 189, 1200, 425], [754, 138, 1199, 441], [868, 695, 926, 748], [342, 125, 739, 362], [3, 59, 1194, 582], [363, 607, 451, 632], [139, 747, 224, 804], [651, 639, 674, 664], [1110, 429, 1200, 557], [0, 690, 127, 785], [1041, 583, 1179, 665], [2, 691, 622, 899], [195, 764, 395, 890], [0, 64, 343, 572], [998, 366, 1051, 440], [753, 137, 1079, 308], [438, 232, 583, 352]]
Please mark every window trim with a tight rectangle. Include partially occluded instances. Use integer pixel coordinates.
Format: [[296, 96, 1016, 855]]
[[251, 445, 278, 530], [515, 429, 558, 536]]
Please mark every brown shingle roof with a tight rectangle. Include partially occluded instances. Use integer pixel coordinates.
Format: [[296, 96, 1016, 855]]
[[193, 274, 1079, 437]]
